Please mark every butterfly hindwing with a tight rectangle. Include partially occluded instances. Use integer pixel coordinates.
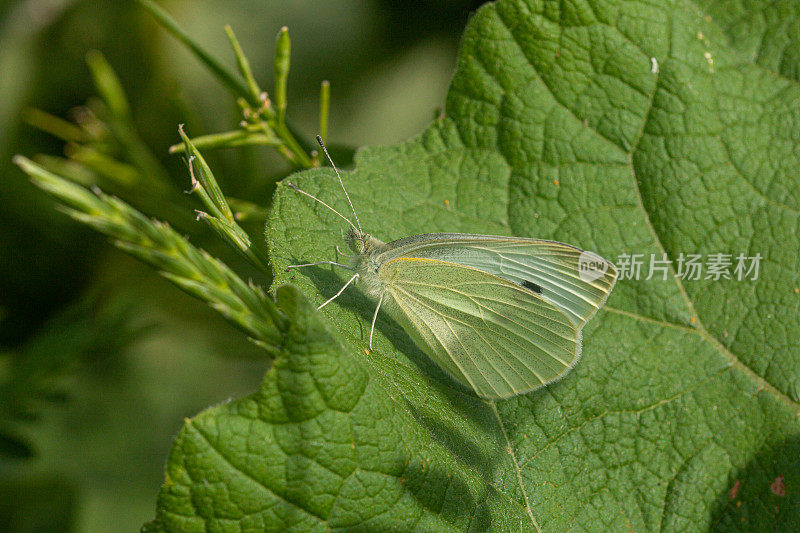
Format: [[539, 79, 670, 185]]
[[379, 257, 580, 399]]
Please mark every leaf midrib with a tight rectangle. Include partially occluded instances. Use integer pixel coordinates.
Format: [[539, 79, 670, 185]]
[[491, 402, 542, 532]]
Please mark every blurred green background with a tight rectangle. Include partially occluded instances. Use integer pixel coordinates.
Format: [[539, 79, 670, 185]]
[[0, 1, 482, 530]]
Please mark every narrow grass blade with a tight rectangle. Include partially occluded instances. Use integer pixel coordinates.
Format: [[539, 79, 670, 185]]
[[134, 0, 254, 105], [14, 156, 286, 350]]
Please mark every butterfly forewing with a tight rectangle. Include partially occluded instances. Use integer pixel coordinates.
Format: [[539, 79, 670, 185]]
[[377, 234, 617, 327], [380, 257, 580, 399]]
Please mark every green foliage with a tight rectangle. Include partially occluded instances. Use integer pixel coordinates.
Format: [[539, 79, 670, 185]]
[[13, 0, 800, 531], [260, 0, 798, 530], [24, 49, 190, 232], [0, 293, 138, 459], [15, 157, 283, 352], [134, 0, 315, 169]]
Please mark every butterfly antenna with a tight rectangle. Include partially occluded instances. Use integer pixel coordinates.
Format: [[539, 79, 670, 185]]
[[286, 182, 358, 231], [316, 135, 362, 232]]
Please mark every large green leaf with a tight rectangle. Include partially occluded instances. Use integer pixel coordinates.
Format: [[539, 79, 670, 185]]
[[150, 0, 800, 530]]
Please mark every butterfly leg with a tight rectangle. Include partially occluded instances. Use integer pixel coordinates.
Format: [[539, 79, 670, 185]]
[[286, 260, 353, 270], [317, 273, 359, 310], [369, 293, 384, 350]]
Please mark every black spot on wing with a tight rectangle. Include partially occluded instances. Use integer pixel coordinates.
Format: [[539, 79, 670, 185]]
[[521, 280, 543, 294]]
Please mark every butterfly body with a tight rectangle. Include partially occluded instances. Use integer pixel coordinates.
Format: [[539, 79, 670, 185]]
[[345, 229, 389, 299]]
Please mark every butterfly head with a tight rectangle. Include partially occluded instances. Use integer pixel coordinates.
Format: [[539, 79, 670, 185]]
[[345, 227, 386, 257], [345, 227, 369, 255]]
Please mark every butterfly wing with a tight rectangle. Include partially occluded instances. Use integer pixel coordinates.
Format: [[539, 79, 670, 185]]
[[379, 257, 580, 399], [378, 234, 617, 328]]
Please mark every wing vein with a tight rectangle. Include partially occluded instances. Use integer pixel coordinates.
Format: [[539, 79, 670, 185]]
[[397, 279, 576, 340], [396, 286, 569, 377]]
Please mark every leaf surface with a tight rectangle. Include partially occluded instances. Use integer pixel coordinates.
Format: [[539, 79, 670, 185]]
[[152, 0, 800, 530]]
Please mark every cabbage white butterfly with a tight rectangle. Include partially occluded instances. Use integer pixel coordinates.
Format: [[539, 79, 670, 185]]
[[286, 136, 617, 399]]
